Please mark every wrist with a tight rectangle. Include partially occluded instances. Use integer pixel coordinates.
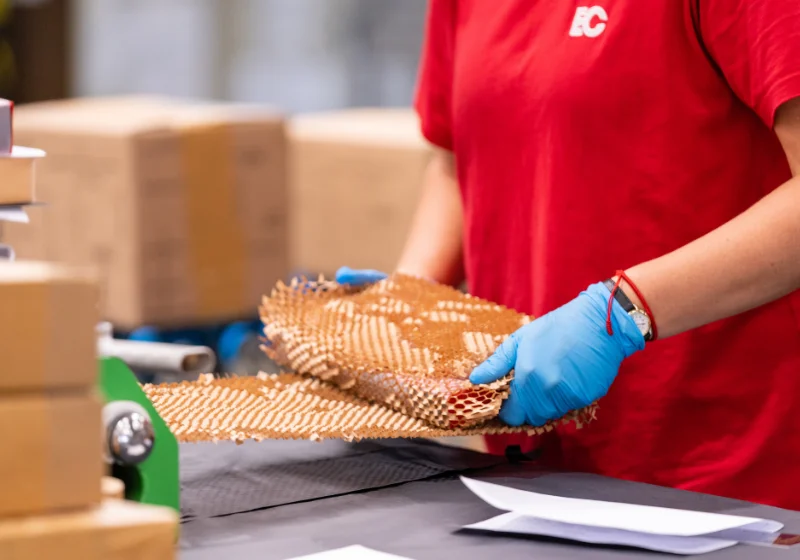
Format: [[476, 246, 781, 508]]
[[605, 270, 658, 342], [586, 282, 646, 356], [611, 275, 644, 309]]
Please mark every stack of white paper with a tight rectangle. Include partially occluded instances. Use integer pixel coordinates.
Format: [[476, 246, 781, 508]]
[[0, 206, 29, 224], [288, 545, 413, 559], [461, 477, 785, 555]]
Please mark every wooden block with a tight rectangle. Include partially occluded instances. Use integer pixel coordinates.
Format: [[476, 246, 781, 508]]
[[0, 392, 103, 518], [0, 500, 177, 560], [0, 261, 99, 392]]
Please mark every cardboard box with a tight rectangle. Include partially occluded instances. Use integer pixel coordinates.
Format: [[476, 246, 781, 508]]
[[288, 108, 432, 277], [0, 499, 177, 560], [0, 392, 103, 518], [0, 147, 45, 205], [0, 261, 99, 392], [3, 96, 288, 329]]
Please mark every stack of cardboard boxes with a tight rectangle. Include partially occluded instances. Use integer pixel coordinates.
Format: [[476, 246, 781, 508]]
[[0, 107, 177, 557], [2, 96, 288, 330], [1, 99, 433, 329], [0, 261, 177, 559]]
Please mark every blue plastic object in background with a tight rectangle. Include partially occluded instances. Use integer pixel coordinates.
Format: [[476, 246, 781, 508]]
[[217, 319, 267, 372], [217, 321, 253, 367], [128, 326, 162, 343]]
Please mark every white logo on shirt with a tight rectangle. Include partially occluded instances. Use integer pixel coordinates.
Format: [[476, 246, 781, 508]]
[[569, 6, 608, 38]]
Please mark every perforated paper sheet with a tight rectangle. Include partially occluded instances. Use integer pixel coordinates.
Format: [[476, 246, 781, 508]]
[[146, 373, 596, 443], [145, 274, 597, 443], [260, 274, 532, 429]]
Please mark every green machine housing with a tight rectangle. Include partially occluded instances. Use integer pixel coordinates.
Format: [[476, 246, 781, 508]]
[[98, 357, 181, 514], [96, 321, 217, 516]]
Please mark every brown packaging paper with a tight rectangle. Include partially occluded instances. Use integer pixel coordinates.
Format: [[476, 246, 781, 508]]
[[145, 372, 595, 444], [144, 274, 597, 443]]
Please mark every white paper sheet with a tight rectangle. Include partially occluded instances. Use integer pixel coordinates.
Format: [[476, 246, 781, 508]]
[[288, 545, 413, 560], [0, 146, 46, 159], [0, 206, 29, 223], [466, 511, 738, 556], [460, 477, 783, 537]]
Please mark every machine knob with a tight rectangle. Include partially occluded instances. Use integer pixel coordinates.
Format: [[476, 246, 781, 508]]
[[107, 410, 155, 466]]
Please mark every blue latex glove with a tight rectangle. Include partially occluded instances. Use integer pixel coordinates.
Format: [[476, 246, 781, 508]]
[[335, 266, 388, 287], [469, 282, 646, 427]]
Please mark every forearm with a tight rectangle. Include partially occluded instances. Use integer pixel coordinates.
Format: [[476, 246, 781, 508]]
[[396, 149, 465, 286], [623, 175, 800, 338]]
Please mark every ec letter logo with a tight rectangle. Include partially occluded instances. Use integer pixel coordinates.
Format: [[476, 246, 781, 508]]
[[569, 6, 608, 38]]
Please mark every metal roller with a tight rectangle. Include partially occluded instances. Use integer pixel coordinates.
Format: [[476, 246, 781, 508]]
[[102, 400, 155, 466]]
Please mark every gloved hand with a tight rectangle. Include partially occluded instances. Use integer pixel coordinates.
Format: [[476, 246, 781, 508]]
[[469, 282, 646, 427], [335, 266, 388, 287]]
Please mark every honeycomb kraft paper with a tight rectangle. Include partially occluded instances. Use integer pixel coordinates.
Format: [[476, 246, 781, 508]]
[[145, 274, 597, 443]]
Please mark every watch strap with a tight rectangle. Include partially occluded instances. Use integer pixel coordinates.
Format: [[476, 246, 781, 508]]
[[603, 278, 635, 313], [603, 278, 653, 341]]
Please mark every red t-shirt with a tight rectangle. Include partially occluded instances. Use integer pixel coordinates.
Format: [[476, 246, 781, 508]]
[[415, 0, 800, 510]]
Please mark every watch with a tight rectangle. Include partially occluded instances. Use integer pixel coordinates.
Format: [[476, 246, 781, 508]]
[[603, 279, 653, 341]]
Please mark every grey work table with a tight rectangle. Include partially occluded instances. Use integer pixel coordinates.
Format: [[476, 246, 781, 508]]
[[177, 439, 800, 559]]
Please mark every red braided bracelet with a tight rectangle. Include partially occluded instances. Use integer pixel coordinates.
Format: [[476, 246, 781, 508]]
[[605, 270, 658, 341]]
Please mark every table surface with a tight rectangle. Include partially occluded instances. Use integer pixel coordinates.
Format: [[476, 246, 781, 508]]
[[177, 439, 800, 560]]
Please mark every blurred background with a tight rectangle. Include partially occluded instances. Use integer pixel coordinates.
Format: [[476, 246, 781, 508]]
[[3, 0, 426, 109], [0, 0, 435, 381]]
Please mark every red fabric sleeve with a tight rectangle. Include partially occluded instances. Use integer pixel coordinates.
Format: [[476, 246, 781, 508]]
[[699, 0, 800, 127], [414, 0, 457, 150]]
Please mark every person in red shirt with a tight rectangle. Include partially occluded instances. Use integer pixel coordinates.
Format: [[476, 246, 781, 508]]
[[336, 0, 800, 510]]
